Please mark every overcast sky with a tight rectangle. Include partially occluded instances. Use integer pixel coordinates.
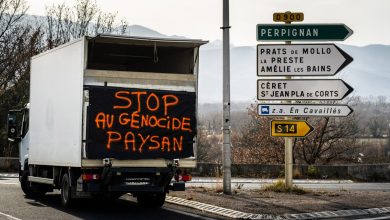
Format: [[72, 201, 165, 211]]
[[26, 0, 390, 47]]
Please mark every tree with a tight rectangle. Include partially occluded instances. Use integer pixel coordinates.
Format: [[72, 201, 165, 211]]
[[0, 0, 42, 156], [232, 103, 284, 164], [44, 0, 127, 49], [294, 115, 359, 164], [232, 102, 360, 165], [1, 0, 127, 156], [197, 129, 221, 163], [367, 96, 388, 138]]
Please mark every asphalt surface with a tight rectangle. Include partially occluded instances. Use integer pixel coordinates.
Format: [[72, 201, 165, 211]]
[[2, 174, 390, 191], [1, 175, 390, 220], [0, 177, 220, 220]]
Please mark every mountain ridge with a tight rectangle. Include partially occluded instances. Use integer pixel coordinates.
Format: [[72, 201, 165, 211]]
[[24, 14, 390, 103]]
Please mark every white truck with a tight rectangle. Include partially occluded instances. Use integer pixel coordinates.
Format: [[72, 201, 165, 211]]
[[7, 34, 207, 207]]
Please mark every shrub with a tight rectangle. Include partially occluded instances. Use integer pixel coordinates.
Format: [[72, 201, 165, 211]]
[[293, 167, 302, 178], [307, 165, 319, 178], [278, 168, 285, 178], [262, 180, 308, 194]]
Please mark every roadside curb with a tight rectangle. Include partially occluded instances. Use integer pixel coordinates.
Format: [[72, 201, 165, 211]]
[[189, 178, 354, 184], [166, 196, 390, 219]]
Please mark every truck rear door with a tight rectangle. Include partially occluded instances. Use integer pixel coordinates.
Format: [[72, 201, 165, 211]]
[[86, 86, 196, 160], [81, 35, 207, 164]]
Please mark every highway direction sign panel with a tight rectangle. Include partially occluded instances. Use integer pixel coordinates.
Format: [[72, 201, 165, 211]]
[[257, 79, 353, 100], [271, 120, 314, 137], [273, 12, 304, 22], [257, 24, 353, 41], [257, 44, 353, 76], [258, 104, 353, 117]]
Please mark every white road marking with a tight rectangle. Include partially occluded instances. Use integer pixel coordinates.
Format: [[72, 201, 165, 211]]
[[166, 196, 390, 220], [0, 211, 22, 220], [358, 216, 390, 220], [166, 196, 253, 219], [0, 183, 18, 185], [163, 207, 217, 220]]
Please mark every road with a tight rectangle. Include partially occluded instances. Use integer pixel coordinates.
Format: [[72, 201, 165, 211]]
[[1, 175, 390, 220], [0, 177, 219, 220]]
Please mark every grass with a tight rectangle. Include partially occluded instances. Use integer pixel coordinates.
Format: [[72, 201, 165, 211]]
[[262, 179, 308, 195]]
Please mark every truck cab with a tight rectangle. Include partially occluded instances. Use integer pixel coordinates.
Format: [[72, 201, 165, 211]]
[[8, 105, 29, 174], [7, 34, 207, 207]]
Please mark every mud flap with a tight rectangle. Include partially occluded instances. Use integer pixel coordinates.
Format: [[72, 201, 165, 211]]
[[170, 182, 185, 191]]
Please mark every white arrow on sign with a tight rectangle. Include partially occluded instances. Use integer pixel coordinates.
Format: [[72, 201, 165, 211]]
[[257, 79, 353, 100], [258, 104, 353, 117], [257, 44, 353, 76]]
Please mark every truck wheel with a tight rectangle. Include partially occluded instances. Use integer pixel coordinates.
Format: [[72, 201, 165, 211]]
[[137, 193, 166, 208], [61, 174, 73, 208], [20, 170, 45, 197]]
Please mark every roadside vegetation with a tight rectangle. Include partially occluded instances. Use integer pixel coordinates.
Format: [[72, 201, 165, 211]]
[[261, 180, 308, 194], [198, 96, 390, 166]]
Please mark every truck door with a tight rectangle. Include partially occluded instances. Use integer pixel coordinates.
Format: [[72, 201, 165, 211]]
[[82, 35, 207, 162], [85, 86, 197, 160], [7, 108, 29, 171]]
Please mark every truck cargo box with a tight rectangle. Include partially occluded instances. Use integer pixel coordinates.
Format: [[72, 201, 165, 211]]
[[29, 35, 207, 168]]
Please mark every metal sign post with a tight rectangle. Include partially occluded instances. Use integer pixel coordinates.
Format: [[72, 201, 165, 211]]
[[222, 0, 231, 195], [284, 18, 294, 188]]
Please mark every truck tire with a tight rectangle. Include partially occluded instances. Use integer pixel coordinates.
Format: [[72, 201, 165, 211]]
[[137, 193, 166, 208], [20, 170, 45, 198], [61, 174, 73, 208]]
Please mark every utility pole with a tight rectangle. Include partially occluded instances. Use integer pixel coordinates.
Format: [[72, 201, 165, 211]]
[[222, 0, 231, 195]]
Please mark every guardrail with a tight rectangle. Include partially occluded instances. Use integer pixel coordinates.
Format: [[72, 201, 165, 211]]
[[193, 163, 390, 182], [1, 158, 389, 182]]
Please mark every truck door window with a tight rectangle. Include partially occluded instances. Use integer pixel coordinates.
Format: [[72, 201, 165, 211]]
[[21, 109, 29, 137], [7, 113, 18, 139]]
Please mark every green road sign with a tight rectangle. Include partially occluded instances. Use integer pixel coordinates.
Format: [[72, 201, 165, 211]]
[[257, 24, 353, 41]]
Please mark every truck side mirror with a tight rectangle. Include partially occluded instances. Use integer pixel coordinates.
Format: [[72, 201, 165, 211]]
[[7, 112, 20, 142]]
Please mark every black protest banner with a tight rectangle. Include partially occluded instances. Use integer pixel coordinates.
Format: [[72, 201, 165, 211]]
[[86, 86, 196, 159]]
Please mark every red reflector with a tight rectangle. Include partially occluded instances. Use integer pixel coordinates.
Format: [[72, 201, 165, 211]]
[[181, 174, 192, 182], [82, 174, 100, 181]]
